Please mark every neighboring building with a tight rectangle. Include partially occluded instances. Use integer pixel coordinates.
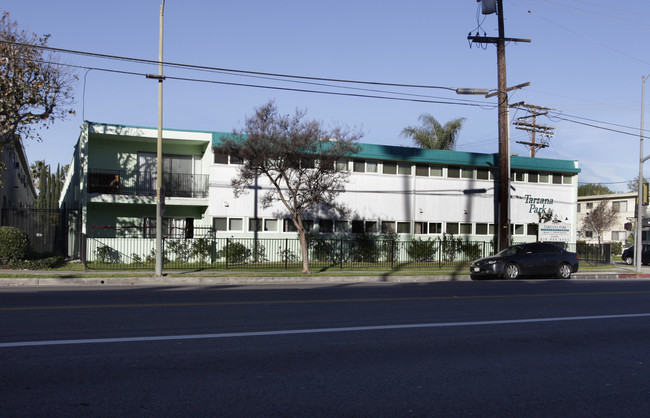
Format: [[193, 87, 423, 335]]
[[577, 193, 642, 246], [0, 136, 37, 221], [60, 122, 581, 258]]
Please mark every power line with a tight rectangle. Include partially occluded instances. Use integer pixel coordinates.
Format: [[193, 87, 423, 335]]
[[40, 59, 498, 109], [0, 39, 464, 91]]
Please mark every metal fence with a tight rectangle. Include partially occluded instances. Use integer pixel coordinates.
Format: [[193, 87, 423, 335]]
[[1, 208, 82, 258], [82, 233, 612, 271]]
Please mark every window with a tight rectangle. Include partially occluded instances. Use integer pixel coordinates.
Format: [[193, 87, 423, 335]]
[[352, 220, 365, 233], [429, 222, 442, 234], [353, 160, 365, 173], [528, 173, 539, 183], [366, 221, 378, 233], [512, 224, 525, 235], [249, 218, 263, 232], [335, 220, 349, 233], [585, 231, 593, 238], [383, 163, 397, 175], [397, 222, 411, 234], [511, 171, 524, 182], [381, 221, 395, 234], [553, 174, 563, 184], [415, 165, 429, 177], [475, 223, 488, 235], [319, 219, 334, 233], [612, 231, 627, 241], [461, 169, 474, 179], [446, 222, 459, 235], [213, 151, 228, 164], [539, 173, 549, 183], [613, 201, 627, 212], [586, 202, 594, 209], [447, 167, 460, 178], [229, 218, 243, 231], [283, 219, 297, 232], [230, 155, 243, 165], [264, 219, 278, 232], [563, 175, 573, 185], [398, 164, 412, 175], [460, 223, 472, 234], [144, 217, 192, 238], [336, 159, 349, 171], [476, 169, 490, 180], [213, 217, 227, 232], [303, 220, 314, 232], [366, 161, 378, 173], [577, 203, 581, 213], [414, 222, 427, 234], [527, 223, 538, 236], [430, 166, 443, 176]]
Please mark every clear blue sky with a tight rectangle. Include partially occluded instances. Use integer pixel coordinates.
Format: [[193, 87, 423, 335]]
[[6, 0, 650, 192]]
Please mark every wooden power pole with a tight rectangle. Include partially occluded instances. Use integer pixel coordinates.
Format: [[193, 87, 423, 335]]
[[468, 0, 530, 251], [513, 103, 555, 157]]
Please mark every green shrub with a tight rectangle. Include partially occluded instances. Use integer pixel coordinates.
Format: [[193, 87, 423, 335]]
[[610, 241, 623, 255], [0, 226, 29, 264], [217, 241, 251, 263], [407, 238, 437, 262]]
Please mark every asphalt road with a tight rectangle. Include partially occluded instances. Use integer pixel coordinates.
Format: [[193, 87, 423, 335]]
[[2, 279, 650, 417]]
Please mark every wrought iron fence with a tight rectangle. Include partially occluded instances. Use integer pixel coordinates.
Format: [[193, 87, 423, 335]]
[[84, 236, 495, 270], [82, 231, 615, 271]]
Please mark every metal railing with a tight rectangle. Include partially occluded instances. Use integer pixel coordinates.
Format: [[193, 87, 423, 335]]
[[88, 168, 209, 198]]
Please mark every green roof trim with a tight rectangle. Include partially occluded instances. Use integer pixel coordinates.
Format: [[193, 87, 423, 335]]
[[87, 122, 579, 174], [352, 143, 580, 174]]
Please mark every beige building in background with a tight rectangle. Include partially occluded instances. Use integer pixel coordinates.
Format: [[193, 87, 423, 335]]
[[577, 193, 642, 247]]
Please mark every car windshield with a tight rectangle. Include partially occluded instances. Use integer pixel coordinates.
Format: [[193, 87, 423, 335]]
[[496, 245, 523, 256]]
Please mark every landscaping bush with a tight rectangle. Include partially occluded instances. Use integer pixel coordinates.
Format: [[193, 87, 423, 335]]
[[217, 241, 251, 263], [407, 238, 437, 262], [0, 226, 29, 264]]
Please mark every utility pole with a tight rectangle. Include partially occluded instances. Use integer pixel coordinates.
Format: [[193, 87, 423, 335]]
[[513, 103, 555, 158], [468, 0, 530, 251]]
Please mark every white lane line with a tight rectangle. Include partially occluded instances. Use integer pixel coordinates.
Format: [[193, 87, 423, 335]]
[[2, 312, 650, 348]]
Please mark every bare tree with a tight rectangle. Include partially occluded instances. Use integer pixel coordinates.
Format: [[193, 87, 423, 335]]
[[581, 200, 618, 245], [0, 10, 76, 145], [214, 101, 362, 273]]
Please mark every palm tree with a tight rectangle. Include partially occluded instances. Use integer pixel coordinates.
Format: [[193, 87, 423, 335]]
[[401, 114, 465, 150]]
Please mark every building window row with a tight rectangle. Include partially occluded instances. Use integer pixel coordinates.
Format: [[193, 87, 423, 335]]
[[214, 151, 574, 184], [212, 217, 538, 237]]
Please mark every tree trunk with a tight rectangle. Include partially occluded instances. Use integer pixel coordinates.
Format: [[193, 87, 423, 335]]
[[298, 228, 311, 274]]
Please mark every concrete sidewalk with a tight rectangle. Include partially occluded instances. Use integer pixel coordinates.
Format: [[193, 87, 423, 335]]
[[1, 268, 649, 286]]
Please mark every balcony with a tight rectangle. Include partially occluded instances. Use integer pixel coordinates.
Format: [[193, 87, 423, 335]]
[[88, 168, 209, 198]]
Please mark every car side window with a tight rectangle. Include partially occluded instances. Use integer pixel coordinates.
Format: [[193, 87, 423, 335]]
[[540, 243, 561, 253], [526, 244, 543, 254]]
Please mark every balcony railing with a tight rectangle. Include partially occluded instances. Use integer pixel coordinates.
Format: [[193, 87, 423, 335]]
[[88, 168, 209, 198]]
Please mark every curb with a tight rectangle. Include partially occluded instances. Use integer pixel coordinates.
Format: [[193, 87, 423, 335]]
[[1, 272, 650, 286]]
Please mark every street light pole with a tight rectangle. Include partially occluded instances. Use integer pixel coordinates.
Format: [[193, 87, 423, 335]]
[[636, 74, 650, 273], [155, 0, 166, 277]]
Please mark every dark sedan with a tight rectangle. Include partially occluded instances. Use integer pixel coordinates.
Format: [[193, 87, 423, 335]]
[[621, 245, 650, 265], [470, 242, 579, 280]]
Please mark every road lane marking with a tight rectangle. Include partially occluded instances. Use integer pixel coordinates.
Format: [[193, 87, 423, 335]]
[[2, 312, 650, 348], [3, 290, 650, 312]]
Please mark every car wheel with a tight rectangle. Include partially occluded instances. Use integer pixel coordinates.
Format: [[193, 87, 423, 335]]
[[504, 263, 520, 280], [625, 257, 633, 265], [556, 263, 572, 279]]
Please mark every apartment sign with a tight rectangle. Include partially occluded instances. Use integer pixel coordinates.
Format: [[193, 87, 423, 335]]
[[524, 194, 554, 214], [539, 222, 571, 242]]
